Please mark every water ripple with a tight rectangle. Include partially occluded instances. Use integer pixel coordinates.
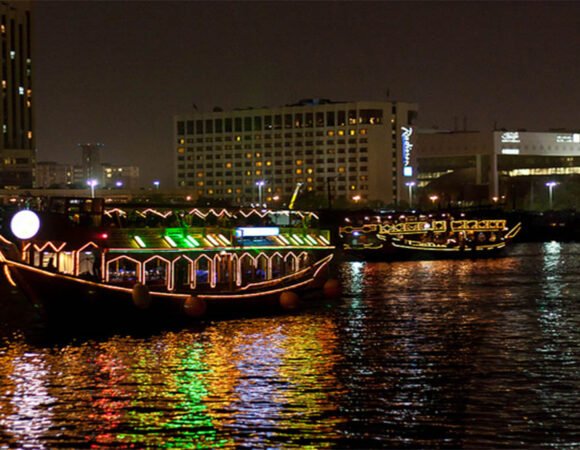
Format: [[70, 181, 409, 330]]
[[0, 243, 579, 448]]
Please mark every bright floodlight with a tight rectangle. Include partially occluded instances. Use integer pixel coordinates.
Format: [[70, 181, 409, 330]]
[[10, 210, 40, 240], [545, 181, 557, 187]]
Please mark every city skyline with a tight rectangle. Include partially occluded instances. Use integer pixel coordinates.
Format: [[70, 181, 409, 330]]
[[33, 1, 580, 186]]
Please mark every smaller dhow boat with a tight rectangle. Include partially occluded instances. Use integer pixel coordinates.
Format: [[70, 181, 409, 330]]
[[0, 197, 339, 328], [339, 211, 522, 261]]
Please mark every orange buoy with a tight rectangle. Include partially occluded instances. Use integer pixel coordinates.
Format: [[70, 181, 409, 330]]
[[279, 291, 300, 310], [323, 278, 342, 299], [184, 295, 207, 318], [132, 283, 152, 309]]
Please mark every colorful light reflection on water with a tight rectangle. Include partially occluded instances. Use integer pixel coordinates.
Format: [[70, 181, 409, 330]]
[[0, 243, 579, 448]]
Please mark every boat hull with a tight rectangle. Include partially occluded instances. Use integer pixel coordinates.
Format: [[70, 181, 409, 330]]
[[2, 254, 333, 329], [342, 241, 510, 261]]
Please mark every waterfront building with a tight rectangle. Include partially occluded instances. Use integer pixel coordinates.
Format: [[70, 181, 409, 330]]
[[174, 99, 418, 207], [0, 1, 35, 189], [36, 161, 75, 188], [102, 163, 140, 189], [416, 130, 580, 208], [79, 143, 104, 185]]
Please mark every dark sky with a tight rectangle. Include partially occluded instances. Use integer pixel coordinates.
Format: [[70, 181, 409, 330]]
[[32, 1, 580, 186]]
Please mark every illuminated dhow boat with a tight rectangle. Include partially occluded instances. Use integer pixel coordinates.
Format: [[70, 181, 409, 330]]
[[0, 198, 339, 327], [339, 212, 522, 261]]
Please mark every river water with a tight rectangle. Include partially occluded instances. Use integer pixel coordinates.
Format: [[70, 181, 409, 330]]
[[1, 242, 579, 449]]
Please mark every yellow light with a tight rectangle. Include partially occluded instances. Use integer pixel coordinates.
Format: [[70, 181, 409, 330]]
[[134, 236, 146, 248]]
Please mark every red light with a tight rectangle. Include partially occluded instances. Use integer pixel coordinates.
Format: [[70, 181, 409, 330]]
[[100, 233, 108, 239]]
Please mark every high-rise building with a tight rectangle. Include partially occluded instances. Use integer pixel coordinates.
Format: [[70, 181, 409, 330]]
[[79, 143, 104, 185], [174, 99, 418, 206], [0, 0, 35, 188]]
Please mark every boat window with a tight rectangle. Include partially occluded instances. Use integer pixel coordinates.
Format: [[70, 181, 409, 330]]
[[108, 257, 140, 286], [144, 257, 170, 289], [79, 250, 101, 279], [195, 256, 212, 287], [271, 253, 284, 278], [239, 254, 255, 285], [173, 257, 192, 290], [256, 254, 268, 280]]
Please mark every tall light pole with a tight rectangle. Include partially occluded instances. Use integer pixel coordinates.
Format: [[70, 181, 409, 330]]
[[429, 195, 439, 209], [405, 181, 416, 208], [545, 181, 557, 209], [153, 180, 160, 190], [87, 179, 98, 198], [256, 180, 265, 206]]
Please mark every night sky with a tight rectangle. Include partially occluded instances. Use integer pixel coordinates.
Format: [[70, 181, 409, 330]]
[[33, 1, 580, 186]]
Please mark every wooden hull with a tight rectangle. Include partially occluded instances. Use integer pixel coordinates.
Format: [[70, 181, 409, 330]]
[[1, 254, 334, 330], [343, 241, 511, 261]]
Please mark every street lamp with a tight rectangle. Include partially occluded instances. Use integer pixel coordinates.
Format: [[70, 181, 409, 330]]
[[87, 179, 98, 198], [115, 181, 124, 188], [256, 180, 265, 206], [352, 195, 361, 203], [405, 181, 416, 208], [429, 195, 439, 209], [153, 180, 160, 190], [545, 181, 557, 209]]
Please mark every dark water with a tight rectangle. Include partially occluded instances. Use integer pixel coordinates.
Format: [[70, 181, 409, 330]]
[[1, 242, 579, 449]]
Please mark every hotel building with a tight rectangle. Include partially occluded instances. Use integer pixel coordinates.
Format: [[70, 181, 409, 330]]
[[174, 99, 418, 206], [0, 1, 35, 189], [416, 130, 580, 207]]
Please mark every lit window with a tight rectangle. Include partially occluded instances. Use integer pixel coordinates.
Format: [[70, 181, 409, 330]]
[[255, 170, 262, 175], [177, 147, 185, 154], [256, 161, 262, 167], [236, 136, 242, 142], [338, 167, 345, 173], [226, 162, 232, 168], [338, 130, 345, 136], [246, 152, 252, 159], [296, 168, 303, 174], [327, 130, 335, 137], [266, 161, 272, 166], [296, 159, 303, 166], [349, 129, 356, 136], [359, 129, 367, 135]]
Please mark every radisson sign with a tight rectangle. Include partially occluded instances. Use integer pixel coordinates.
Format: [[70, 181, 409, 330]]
[[401, 126, 413, 177]]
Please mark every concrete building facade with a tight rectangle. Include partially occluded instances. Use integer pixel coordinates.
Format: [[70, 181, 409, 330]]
[[174, 99, 418, 207], [416, 130, 580, 208], [0, 1, 35, 188]]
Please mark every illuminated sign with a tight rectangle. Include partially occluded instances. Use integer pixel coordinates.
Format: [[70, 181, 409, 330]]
[[401, 127, 413, 177], [557, 134, 580, 143], [501, 132, 520, 143], [235, 227, 280, 237], [501, 148, 520, 155]]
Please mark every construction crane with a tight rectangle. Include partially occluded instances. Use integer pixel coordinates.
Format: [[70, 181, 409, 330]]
[[288, 183, 303, 210]]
